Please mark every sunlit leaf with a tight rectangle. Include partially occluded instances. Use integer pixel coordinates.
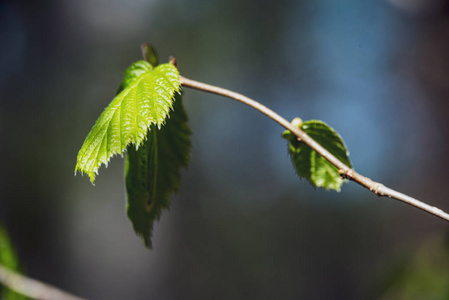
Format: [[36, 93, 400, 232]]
[[75, 61, 180, 183], [282, 119, 352, 191], [116, 60, 153, 95]]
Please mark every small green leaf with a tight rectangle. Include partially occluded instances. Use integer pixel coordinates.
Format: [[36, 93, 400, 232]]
[[282, 120, 352, 191], [0, 225, 30, 300], [125, 93, 191, 247], [75, 61, 180, 183], [140, 43, 159, 67]]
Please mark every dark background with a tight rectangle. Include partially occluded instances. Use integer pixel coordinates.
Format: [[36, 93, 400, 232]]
[[1, 0, 449, 299]]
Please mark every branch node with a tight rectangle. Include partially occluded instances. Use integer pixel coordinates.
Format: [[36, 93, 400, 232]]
[[338, 169, 354, 180], [370, 182, 385, 196]]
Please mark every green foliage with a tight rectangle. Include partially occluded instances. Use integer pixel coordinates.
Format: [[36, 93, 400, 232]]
[[75, 43, 356, 249], [116, 60, 153, 95], [282, 119, 352, 191], [140, 43, 159, 67], [123, 46, 191, 247], [377, 236, 449, 300], [75, 43, 191, 247], [75, 61, 180, 183], [0, 226, 30, 300], [125, 93, 191, 247]]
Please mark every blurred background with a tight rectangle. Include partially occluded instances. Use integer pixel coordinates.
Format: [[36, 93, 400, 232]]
[[1, 0, 449, 299]]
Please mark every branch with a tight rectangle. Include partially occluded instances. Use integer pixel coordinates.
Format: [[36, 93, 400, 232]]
[[179, 75, 449, 222], [0, 264, 88, 300]]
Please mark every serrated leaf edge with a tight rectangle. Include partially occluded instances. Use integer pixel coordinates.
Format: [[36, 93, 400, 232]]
[[75, 63, 180, 183]]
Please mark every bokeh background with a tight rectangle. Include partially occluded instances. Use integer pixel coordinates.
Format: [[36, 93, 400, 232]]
[[1, 0, 449, 299]]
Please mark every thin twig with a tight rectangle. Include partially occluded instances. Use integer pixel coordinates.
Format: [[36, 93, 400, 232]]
[[0, 264, 88, 300], [180, 75, 449, 222]]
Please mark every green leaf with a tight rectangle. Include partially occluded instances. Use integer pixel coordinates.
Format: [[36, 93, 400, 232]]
[[125, 93, 191, 247], [376, 236, 449, 300], [0, 225, 30, 300], [140, 43, 159, 67], [282, 120, 352, 191], [75, 61, 180, 183], [116, 60, 153, 94]]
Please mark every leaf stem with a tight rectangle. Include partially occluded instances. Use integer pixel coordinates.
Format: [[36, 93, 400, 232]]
[[179, 75, 449, 222], [0, 264, 88, 300]]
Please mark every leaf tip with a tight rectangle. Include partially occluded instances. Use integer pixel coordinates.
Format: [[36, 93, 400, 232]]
[[143, 236, 152, 248], [141, 43, 159, 66], [282, 130, 293, 140], [74, 164, 96, 185], [88, 173, 96, 185]]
